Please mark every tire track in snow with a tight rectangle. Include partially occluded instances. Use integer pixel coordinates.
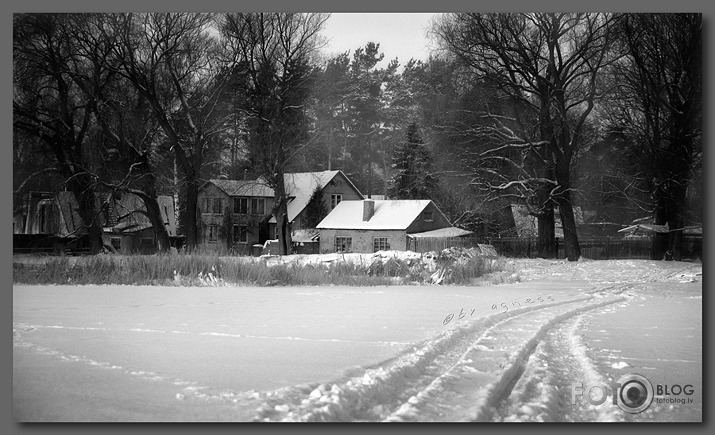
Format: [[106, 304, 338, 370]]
[[490, 312, 625, 422], [244, 295, 626, 422], [385, 295, 627, 422]]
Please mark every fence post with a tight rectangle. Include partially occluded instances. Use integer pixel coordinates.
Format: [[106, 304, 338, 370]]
[[527, 236, 531, 258]]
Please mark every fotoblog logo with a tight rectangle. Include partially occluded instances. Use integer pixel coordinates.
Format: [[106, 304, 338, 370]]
[[571, 373, 654, 414]]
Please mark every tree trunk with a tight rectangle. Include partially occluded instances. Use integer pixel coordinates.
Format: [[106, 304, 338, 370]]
[[557, 195, 581, 261], [536, 168, 556, 258], [276, 210, 292, 255], [651, 200, 669, 260], [142, 195, 171, 253], [184, 177, 199, 250], [537, 206, 556, 258], [666, 179, 688, 261], [272, 176, 292, 256], [76, 187, 104, 254], [64, 170, 103, 254], [536, 89, 557, 259], [556, 167, 581, 261]]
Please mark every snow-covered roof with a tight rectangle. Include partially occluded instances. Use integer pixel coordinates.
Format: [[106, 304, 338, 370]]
[[317, 200, 435, 230], [209, 171, 362, 223], [408, 227, 473, 238], [617, 223, 670, 234], [284, 171, 341, 222]]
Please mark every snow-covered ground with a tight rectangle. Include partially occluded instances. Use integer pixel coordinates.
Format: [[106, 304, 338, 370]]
[[13, 258, 701, 422]]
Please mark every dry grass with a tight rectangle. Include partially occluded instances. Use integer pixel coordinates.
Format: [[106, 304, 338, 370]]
[[13, 252, 509, 287]]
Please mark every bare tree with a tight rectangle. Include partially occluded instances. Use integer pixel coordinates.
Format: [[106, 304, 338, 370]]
[[220, 12, 328, 255], [108, 13, 231, 250], [13, 13, 105, 252], [65, 14, 172, 252], [609, 13, 702, 260], [435, 13, 619, 260]]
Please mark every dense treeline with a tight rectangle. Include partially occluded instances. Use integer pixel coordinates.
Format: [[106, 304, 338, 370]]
[[13, 13, 701, 259]]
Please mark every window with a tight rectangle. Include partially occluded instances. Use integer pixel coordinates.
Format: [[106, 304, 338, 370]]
[[423, 211, 434, 222], [208, 225, 218, 242], [213, 198, 223, 214], [373, 237, 390, 252], [234, 197, 248, 214], [205, 197, 212, 213], [251, 198, 266, 215], [335, 236, 352, 253], [331, 194, 342, 210], [233, 225, 248, 243]]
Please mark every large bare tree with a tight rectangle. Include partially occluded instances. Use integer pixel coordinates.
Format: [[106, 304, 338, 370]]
[[108, 13, 231, 250], [220, 12, 328, 255], [14, 14, 105, 252], [609, 13, 702, 260], [435, 13, 618, 260], [68, 14, 172, 251]]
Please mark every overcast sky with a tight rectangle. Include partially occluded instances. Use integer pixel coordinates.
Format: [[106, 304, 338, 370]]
[[319, 13, 443, 68]]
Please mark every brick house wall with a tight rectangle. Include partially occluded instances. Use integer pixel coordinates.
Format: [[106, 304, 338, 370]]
[[319, 228, 406, 253]]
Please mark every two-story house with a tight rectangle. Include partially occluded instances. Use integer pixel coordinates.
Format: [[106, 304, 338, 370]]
[[198, 179, 275, 254], [198, 170, 363, 253]]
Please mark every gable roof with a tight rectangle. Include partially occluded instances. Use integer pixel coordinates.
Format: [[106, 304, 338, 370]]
[[207, 170, 364, 223], [317, 199, 440, 231], [284, 171, 364, 222], [206, 179, 275, 198], [101, 193, 177, 236]]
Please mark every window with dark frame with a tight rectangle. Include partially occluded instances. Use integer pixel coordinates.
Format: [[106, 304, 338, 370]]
[[213, 198, 223, 214], [205, 197, 212, 213], [331, 194, 342, 210], [423, 210, 434, 222], [373, 237, 390, 252], [233, 224, 248, 243], [251, 198, 265, 215], [335, 236, 352, 253], [208, 225, 218, 242], [235, 197, 248, 214]]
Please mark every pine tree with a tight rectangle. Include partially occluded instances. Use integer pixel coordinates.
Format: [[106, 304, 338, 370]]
[[302, 186, 329, 228], [388, 122, 437, 199]]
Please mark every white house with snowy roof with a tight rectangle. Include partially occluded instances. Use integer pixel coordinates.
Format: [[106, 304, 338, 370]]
[[316, 199, 471, 253], [198, 170, 363, 253]]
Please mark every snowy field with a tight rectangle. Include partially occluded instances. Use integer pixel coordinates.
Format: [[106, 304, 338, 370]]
[[13, 258, 702, 422]]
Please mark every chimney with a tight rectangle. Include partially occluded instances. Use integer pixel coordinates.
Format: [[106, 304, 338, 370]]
[[362, 199, 375, 222]]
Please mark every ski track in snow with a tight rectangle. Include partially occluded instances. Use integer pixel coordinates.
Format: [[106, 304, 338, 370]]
[[14, 295, 626, 422], [13, 260, 701, 422]]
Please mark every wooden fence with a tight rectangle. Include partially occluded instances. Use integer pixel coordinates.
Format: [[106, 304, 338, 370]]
[[407, 235, 702, 260]]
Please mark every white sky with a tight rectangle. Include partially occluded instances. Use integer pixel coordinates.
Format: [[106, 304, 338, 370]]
[[318, 13, 443, 68]]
